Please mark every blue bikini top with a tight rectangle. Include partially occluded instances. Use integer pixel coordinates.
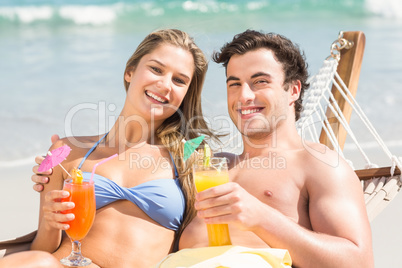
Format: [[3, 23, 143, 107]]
[[77, 133, 185, 231]]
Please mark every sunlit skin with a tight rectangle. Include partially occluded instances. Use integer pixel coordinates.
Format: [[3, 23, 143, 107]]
[[179, 49, 373, 268], [30, 43, 195, 268], [226, 49, 293, 143], [30, 44, 374, 267], [124, 43, 193, 128]]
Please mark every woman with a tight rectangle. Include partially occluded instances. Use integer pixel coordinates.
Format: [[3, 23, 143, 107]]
[[28, 29, 215, 267]]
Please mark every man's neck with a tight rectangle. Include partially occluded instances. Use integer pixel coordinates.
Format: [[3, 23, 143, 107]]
[[241, 121, 301, 157]]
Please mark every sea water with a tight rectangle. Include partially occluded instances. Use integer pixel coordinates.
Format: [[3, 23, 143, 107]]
[[0, 0, 401, 167]]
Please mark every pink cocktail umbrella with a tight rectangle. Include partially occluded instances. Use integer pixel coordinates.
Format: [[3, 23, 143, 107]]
[[38, 145, 72, 177]]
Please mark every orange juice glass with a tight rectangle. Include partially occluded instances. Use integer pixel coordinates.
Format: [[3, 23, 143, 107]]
[[193, 157, 232, 247], [60, 178, 96, 267]]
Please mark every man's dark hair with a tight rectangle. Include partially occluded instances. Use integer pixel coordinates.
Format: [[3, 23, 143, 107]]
[[212, 29, 309, 121]]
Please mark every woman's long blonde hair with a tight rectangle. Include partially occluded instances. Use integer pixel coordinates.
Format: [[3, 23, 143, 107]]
[[124, 29, 218, 247]]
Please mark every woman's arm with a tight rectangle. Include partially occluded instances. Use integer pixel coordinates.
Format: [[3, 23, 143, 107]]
[[30, 139, 75, 253]]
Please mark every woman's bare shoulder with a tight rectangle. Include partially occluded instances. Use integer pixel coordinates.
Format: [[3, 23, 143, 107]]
[[47, 136, 99, 153], [48, 135, 105, 168]]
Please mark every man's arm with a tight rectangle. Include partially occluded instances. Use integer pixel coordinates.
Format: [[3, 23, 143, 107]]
[[254, 159, 373, 268], [31, 134, 60, 192], [195, 153, 373, 268]]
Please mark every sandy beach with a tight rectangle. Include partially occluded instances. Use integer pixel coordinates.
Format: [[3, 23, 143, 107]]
[[1, 162, 401, 267]]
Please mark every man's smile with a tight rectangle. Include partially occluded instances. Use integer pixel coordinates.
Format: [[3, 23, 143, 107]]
[[237, 106, 264, 116]]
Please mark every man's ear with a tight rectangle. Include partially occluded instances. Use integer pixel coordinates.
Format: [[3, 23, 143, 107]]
[[289, 80, 301, 105]]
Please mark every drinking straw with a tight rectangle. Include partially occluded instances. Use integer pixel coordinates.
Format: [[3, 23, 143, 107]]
[[90, 153, 118, 182]]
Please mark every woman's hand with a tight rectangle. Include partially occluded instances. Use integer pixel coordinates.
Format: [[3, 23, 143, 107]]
[[31, 134, 60, 192], [42, 190, 75, 231]]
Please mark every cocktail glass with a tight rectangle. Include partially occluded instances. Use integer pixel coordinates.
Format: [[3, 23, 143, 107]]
[[193, 157, 232, 246], [60, 177, 96, 267]]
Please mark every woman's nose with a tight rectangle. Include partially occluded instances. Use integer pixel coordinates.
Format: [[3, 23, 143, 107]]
[[156, 77, 172, 92]]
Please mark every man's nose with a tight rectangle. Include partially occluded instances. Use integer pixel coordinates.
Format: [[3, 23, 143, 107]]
[[239, 83, 255, 104]]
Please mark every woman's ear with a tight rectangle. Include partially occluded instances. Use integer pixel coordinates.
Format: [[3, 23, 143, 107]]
[[124, 68, 133, 83], [289, 80, 301, 105]]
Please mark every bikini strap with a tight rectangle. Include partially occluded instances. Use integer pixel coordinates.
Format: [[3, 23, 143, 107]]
[[77, 133, 109, 169], [169, 152, 179, 179]]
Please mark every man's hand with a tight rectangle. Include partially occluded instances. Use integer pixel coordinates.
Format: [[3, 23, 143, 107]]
[[194, 182, 267, 231], [31, 134, 60, 192]]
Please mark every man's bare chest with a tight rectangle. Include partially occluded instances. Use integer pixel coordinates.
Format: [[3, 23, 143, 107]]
[[229, 164, 310, 225]]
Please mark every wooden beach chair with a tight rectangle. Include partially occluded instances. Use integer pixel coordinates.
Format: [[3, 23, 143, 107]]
[[296, 31, 402, 221], [1, 30, 401, 258]]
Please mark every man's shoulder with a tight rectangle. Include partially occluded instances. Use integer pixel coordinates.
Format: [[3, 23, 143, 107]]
[[300, 141, 358, 186], [214, 151, 239, 168], [299, 141, 343, 168]]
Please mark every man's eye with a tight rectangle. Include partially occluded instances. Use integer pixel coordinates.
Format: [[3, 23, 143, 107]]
[[228, 82, 240, 87], [255, 80, 267, 84]]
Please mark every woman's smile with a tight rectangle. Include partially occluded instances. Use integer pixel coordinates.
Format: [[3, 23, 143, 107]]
[[145, 90, 169, 104]]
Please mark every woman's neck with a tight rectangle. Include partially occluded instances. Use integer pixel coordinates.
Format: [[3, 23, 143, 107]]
[[107, 109, 163, 148]]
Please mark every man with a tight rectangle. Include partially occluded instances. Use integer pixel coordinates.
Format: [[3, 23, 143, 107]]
[[32, 30, 373, 267], [177, 30, 374, 267]]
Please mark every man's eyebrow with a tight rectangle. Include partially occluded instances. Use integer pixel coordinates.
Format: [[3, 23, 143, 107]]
[[150, 59, 191, 81], [226, 76, 240, 83], [251, 72, 272, 79], [226, 72, 272, 83]]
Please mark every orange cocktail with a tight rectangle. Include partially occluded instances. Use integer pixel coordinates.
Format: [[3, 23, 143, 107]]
[[61, 176, 95, 267], [194, 157, 232, 247], [62, 179, 96, 241]]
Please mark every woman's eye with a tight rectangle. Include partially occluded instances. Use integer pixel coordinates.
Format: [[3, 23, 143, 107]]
[[151, 66, 162, 73], [173, 77, 186, 85]]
